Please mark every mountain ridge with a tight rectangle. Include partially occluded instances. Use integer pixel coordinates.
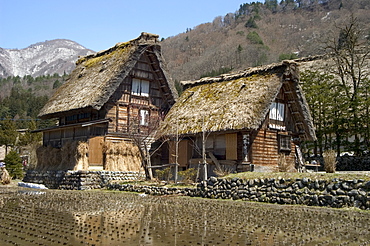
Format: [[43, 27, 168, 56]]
[[0, 39, 94, 78]]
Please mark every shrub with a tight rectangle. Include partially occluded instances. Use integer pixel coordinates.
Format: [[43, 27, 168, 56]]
[[155, 167, 172, 182], [178, 168, 197, 184], [4, 150, 24, 179], [278, 53, 298, 61], [323, 150, 337, 173]]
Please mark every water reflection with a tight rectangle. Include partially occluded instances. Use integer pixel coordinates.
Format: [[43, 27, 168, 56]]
[[0, 187, 369, 245]]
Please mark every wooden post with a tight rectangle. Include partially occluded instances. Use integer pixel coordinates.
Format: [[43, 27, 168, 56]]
[[174, 117, 179, 183], [202, 120, 207, 181]]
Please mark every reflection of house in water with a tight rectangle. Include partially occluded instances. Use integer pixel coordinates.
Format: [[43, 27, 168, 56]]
[[71, 206, 151, 245]]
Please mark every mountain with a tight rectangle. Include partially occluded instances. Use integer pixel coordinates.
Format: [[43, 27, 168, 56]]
[[0, 39, 94, 78], [160, 0, 370, 82]]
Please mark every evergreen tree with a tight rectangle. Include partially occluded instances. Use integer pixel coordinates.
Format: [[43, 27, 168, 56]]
[[0, 119, 18, 155], [4, 150, 23, 179], [245, 17, 258, 28]]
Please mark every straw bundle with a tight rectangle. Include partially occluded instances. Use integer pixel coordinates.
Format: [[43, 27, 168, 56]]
[[28, 143, 41, 170], [60, 141, 90, 170], [75, 142, 89, 170], [103, 141, 143, 171], [36, 145, 56, 171], [35, 141, 89, 171], [1, 168, 11, 184], [323, 150, 337, 173]]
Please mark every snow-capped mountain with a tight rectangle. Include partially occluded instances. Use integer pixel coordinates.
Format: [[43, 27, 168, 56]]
[[0, 39, 94, 78]]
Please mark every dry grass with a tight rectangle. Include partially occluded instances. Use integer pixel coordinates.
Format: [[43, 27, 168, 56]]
[[103, 141, 143, 172], [36, 141, 89, 171], [1, 168, 11, 184], [214, 165, 233, 177], [323, 150, 337, 173], [278, 153, 297, 172]]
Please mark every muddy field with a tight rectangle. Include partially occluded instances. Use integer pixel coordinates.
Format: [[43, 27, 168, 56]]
[[0, 186, 369, 246]]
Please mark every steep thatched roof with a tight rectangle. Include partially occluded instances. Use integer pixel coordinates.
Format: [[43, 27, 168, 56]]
[[39, 32, 177, 119], [159, 60, 316, 141]]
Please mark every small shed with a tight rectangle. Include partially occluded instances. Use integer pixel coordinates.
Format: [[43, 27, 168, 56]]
[[36, 33, 177, 172], [158, 60, 316, 173]]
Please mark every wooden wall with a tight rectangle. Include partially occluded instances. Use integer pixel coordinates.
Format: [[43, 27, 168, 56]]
[[251, 128, 295, 168], [104, 50, 170, 136], [168, 140, 192, 167]]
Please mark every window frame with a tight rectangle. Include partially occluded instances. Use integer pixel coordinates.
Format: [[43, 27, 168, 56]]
[[278, 134, 291, 152], [269, 102, 285, 122], [139, 109, 149, 126], [131, 78, 150, 97]]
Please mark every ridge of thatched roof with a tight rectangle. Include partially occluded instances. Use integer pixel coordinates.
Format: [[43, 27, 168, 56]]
[[159, 60, 316, 141], [39, 32, 177, 119]]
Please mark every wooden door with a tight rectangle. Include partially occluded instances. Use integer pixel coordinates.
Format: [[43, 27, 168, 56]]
[[226, 133, 238, 160], [88, 136, 104, 165]]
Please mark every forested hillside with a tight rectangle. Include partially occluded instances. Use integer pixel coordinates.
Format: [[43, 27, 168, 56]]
[[161, 0, 370, 81], [0, 0, 369, 134], [0, 73, 68, 128]]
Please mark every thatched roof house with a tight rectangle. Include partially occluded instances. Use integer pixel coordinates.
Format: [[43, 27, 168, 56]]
[[39, 32, 177, 119], [157, 60, 316, 173], [35, 33, 177, 173]]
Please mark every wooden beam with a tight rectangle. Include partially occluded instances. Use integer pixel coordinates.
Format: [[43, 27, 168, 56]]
[[208, 152, 222, 171]]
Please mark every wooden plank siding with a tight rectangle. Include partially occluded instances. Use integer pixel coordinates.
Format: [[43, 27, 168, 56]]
[[102, 51, 168, 137], [251, 128, 296, 167]]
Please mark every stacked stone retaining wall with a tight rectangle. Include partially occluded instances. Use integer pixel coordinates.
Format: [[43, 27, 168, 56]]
[[23, 170, 145, 190], [107, 177, 370, 210]]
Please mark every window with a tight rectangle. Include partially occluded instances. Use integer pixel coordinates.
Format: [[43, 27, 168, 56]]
[[269, 102, 285, 121], [140, 109, 149, 126], [279, 134, 291, 152], [132, 78, 150, 97]]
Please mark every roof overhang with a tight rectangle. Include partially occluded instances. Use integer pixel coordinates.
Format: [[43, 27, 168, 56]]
[[32, 118, 111, 133]]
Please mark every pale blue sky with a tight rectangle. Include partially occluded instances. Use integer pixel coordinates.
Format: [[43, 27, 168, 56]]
[[0, 0, 255, 51]]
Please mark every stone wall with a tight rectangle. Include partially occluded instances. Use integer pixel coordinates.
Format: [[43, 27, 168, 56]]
[[337, 155, 370, 171], [23, 170, 145, 190], [107, 176, 370, 210]]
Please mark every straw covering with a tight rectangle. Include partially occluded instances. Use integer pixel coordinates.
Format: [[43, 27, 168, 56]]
[[160, 74, 281, 135], [159, 61, 315, 141]]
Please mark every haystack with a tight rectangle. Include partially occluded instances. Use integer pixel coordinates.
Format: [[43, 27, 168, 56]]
[[1, 168, 11, 185], [36, 141, 89, 171], [103, 141, 143, 172]]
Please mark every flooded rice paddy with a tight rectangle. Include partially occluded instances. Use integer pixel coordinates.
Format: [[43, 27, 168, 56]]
[[0, 186, 369, 246]]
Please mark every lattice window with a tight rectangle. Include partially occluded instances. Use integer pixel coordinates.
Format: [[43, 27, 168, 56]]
[[279, 134, 291, 152]]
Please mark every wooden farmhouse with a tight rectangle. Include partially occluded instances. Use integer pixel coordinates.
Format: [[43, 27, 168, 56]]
[[157, 60, 316, 173], [36, 33, 177, 172]]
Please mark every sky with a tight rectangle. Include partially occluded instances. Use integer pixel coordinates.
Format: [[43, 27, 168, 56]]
[[0, 0, 255, 52]]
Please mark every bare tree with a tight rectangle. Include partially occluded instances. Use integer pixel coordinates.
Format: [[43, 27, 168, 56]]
[[128, 108, 168, 180], [324, 14, 370, 155]]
